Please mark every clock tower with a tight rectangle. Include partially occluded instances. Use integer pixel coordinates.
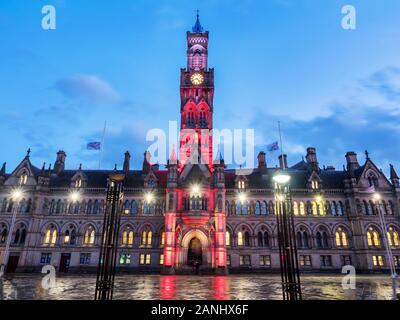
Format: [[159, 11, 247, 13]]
[[179, 12, 214, 168], [163, 13, 227, 275]]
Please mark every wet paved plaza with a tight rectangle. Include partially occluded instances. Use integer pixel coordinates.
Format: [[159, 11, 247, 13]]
[[0, 273, 396, 300]]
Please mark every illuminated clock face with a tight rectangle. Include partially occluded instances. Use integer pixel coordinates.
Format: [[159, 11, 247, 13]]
[[191, 72, 204, 85]]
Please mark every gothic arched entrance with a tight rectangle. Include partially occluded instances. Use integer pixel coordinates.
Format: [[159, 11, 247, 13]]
[[187, 237, 202, 266]]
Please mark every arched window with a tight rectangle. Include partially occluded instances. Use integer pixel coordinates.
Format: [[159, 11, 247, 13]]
[[159, 230, 165, 246], [316, 232, 323, 248], [293, 201, 299, 216], [19, 173, 28, 185], [44, 224, 57, 245], [296, 231, 302, 248], [299, 202, 305, 216], [83, 225, 95, 245], [316, 229, 329, 248], [49, 200, 56, 215], [306, 201, 312, 215], [255, 201, 261, 215], [387, 227, 400, 248], [331, 201, 337, 216], [86, 200, 93, 214], [268, 201, 275, 215], [236, 201, 241, 215], [121, 226, 134, 246], [263, 232, 269, 247], [141, 228, 153, 246], [257, 232, 263, 247], [312, 202, 318, 216], [225, 201, 230, 215], [93, 200, 100, 214], [261, 201, 268, 215], [388, 201, 394, 215], [244, 231, 251, 247], [367, 173, 379, 187], [237, 231, 244, 246], [14, 224, 27, 245], [297, 228, 310, 248], [335, 227, 349, 248], [1, 198, 7, 212], [123, 200, 130, 214], [337, 202, 344, 216], [225, 231, 231, 246], [131, 200, 138, 215], [1, 224, 8, 243], [318, 202, 326, 216], [367, 227, 381, 247], [63, 225, 76, 245], [242, 202, 249, 215], [55, 200, 62, 214]]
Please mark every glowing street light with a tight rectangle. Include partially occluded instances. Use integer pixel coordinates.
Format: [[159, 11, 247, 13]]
[[0, 188, 25, 280], [11, 189, 23, 201], [315, 195, 323, 203], [69, 191, 80, 203], [238, 193, 247, 204], [373, 193, 381, 202], [191, 184, 200, 195], [145, 192, 154, 203], [374, 192, 398, 299], [273, 173, 291, 185]]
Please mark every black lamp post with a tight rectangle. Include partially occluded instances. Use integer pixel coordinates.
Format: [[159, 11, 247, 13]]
[[95, 172, 125, 300], [273, 173, 302, 300]]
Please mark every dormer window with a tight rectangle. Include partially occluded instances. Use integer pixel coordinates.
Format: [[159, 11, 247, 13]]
[[311, 180, 319, 190], [367, 173, 379, 187], [238, 180, 246, 190], [19, 174, 28, 186], [75, 179, 82, 188]]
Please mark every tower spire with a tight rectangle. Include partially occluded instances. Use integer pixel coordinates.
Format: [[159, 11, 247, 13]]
[[192, 10, 204, 33]]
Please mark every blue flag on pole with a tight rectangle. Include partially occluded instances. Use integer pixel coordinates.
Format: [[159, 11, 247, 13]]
[[87, 142, 101, 150], [267, 141, 279, 152]]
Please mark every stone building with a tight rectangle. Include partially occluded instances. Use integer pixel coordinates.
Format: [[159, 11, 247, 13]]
[[0, 15, 399, 274]]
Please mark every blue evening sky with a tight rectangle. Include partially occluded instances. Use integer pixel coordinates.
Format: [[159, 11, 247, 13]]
[[0, 0, 400, 174]]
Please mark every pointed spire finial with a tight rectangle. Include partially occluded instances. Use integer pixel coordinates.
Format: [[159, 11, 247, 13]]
[[170, 144, 177, 162], [192, 9, 204, 33], [114, 164, 118, 171], [42, 162, 46, 171], [79, 163, 82, 170], [365, 150, 370, 160]]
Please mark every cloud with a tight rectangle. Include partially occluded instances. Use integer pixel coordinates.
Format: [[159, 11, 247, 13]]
[[54, 74, 120, 104], [250, 67, 400, 174]]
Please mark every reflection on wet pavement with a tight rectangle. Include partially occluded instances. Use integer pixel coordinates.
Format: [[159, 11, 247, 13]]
[[1, 274, 395, 300]]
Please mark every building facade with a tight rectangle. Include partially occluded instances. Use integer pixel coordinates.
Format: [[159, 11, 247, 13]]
[[0, 16, 400, 274]]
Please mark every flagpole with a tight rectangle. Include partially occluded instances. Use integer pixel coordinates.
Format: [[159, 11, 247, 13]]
[[99, 121, 107, 169], [278, 121, 284, 169]]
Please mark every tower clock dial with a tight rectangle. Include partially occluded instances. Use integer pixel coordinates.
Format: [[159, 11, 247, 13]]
[[190, 72, 204, 85]]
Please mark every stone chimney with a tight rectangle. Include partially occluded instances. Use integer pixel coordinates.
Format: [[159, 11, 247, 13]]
[[278, 154, 288, 169], [306, 147, 319, 171], [53, 150, 66, 174], [123, 151, 131, 173], [142, 151, 151, 174], [257, 151, 267, 172], [345, 152, 360, 172]]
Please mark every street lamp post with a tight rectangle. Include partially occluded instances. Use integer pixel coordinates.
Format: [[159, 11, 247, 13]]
[[0, 189, 23, 275], [95, 173, 125, 300], [273, 173, 302, 300], [373, 193, 398, 300], [0, 188, 23, 300]]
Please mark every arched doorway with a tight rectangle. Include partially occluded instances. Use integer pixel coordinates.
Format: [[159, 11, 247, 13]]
[[187, 237, 202, 266]]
